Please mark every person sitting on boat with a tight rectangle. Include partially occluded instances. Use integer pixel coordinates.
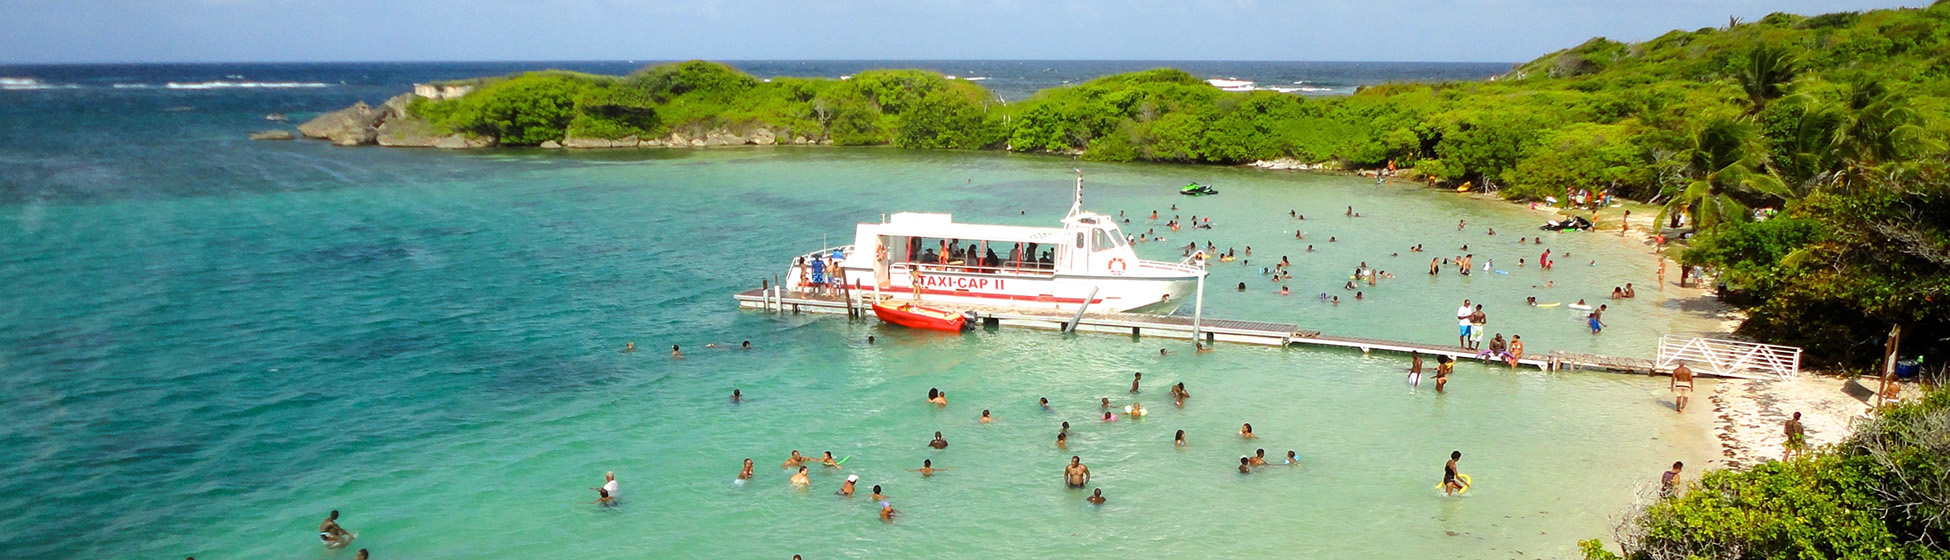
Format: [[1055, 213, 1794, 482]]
[[984, 248, 1001, 269], [921, 248, 940, 264]]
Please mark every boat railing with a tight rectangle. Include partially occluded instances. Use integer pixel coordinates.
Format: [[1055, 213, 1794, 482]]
[[894, 260, 1057, 278], [787, 245, 855, 291]]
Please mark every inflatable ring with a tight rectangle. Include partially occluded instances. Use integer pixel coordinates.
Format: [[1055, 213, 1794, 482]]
[[1436, 473, 1473, 494]]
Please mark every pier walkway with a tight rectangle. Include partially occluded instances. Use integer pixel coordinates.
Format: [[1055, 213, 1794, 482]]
[[734, 288, 1747, 378]]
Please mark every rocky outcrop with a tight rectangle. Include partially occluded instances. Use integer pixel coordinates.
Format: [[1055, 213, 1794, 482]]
[[249, 130, 294, 141], [301, 93, 493, 148], [562, 134, 640, 149]]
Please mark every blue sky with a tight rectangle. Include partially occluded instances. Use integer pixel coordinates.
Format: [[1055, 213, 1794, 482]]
[[0, 0, 1932, 64]]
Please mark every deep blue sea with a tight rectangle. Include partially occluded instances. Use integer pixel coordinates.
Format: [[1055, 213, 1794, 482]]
[[0, 61, 1728, 560]]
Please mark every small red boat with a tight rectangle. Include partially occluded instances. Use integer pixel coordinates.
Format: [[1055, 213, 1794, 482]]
[[872, 301, 969, 332]]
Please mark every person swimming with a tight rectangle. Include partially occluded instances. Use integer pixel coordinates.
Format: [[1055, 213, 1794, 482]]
[[624, 341, 634, 353], [739, 458, 754, 480], [819, 451, 841, 468], [670, 345, 681, 357], [319, 510, 353, 549], [1175, 429, 1187, 446], [927, 388, 948, 406], [1240, 423, 1256, 439], [1087, 488, 1106, 505], [1056, 430, 1068, 448], [1101, 410, 1117, 422], [1238, 457, 1253, 474], [1442, 451, 1465, 495], [838, 474, 859, 496], [782, 450, 807, 469], [1040, 397, 1052, 411], [1249, 449, 1268, 466], [592, 487, 617, 506], [981, 409, 993, 423], [1130, 372, 1142, 393], [1285, 450, 1299, 465], [791, 466, 811, 487], [871, 484, 887, 501], [1126, 402, 1146, 417], [928, 431, 948, 449]]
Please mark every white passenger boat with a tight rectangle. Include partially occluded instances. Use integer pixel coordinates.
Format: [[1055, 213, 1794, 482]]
[[785, 174, 1207, 314]]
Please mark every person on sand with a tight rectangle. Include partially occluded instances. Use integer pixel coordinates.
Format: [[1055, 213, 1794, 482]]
[[927, 388, 948, 406], [1436, 356, 1453, 393], [790, 466, 811, 487], [1240, 423, 1257, 439], [1066, 456, 1091, 488], [981, 409, 993, 423], [838, 474, 858, 497], [1175, 430, 1187, 446], [1087, 488, 1107, 505], [909, 459, 950, 477], [1505, 335, 1524, 368], [928, 431, 949, 449], [1588, 304, 1607, 334], [739, 458, 754, 481], [1130, 372, 1142, 393], [1660, 461, 1683, 497], [1442, 451, 1466, 496], [783, 450, 807, 469], [818, 451, 841, 468], [1670, 361, 1694, 412], [1783, 412, 1807, 460], [1249, 449, 1269, 466], [319, 510, 353, 549]]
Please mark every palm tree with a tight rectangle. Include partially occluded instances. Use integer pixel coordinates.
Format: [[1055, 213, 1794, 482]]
[[1657, 118, 1792, 230], [1736, 44, 1798, 114], [1829, 79, 1937, 188]]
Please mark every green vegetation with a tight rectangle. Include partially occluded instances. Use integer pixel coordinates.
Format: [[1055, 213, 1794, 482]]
[[411, 61, 1005, 148], [399, 3, 1950, 367], [1580, 389, 1950, 559]]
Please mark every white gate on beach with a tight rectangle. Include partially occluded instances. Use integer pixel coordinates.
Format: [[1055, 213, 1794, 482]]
[[1656, 335, 1802, 380]]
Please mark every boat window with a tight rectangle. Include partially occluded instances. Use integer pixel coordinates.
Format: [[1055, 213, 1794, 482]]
[[1075, 232, 1086, 249], [1092, 228, 1119, 252]]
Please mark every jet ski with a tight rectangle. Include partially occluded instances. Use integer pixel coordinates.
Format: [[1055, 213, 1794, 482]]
[[1180, 183, 1219, 196]]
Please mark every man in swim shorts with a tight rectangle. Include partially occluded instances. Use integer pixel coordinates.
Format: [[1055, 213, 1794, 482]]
[[1065, 456, 1090, 488], [1468, 305, 1487, 351], [929, 432, 949, 449], [1456, 299, 1473, 348], [1588, 305, 1607, 334], [1670, 361, 1694, 412], [1442, 451, 1465, 496], [319, 510, 353, 548]]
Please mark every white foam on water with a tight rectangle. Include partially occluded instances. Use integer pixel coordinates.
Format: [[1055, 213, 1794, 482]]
[[962, 76, 989, 81], [1, 77, 79, 90], [163, 81, 332, 89]]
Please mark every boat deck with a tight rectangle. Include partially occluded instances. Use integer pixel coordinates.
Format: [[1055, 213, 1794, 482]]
[[735, 288, 1694, 377]]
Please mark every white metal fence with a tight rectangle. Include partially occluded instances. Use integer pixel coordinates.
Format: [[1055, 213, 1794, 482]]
[[1656, 335, 1802, 380]]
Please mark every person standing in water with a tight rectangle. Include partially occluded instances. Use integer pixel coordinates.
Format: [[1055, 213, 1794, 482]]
[[1410, 350, 1424, 384], [1130, 372, 1142, 394], [1238, 457, 1254, 474], [1066, 456, 1091, 488], [1087, 488, 1107, 505], [1442, 451, 1466, 496], [1174, 430, 1187, 446], [1670, 361, 1694, 412], [1588, 304, 1607, 334], [1435, 356, 1453, 393], [731, 389, 741, 403], [319, 510, 353, 549], [790, 466, 811, 487], [928, 431, 949, 449], [839, 474, 858, 496], [738, 458, 754, 481]]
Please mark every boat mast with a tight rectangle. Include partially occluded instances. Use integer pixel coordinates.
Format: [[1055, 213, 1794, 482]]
[[1066, 168, 1084, 219]]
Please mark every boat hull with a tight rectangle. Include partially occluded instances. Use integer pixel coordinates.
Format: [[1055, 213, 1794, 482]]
[[840, 265, 1198, 314], [872, 302, 967, 332]]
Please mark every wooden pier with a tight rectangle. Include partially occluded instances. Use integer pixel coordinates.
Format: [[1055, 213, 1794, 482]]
[[734, 288, 1744, 378]]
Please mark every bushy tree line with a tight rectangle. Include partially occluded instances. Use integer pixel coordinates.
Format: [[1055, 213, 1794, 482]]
[[1580, 389, 1950, 559]]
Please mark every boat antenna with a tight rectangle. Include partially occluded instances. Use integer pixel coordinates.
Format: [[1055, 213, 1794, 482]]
[[1067, 168, 1084, 218]]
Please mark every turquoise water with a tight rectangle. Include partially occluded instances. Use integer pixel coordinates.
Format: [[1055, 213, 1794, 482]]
[[2, 145, 1728, 559]]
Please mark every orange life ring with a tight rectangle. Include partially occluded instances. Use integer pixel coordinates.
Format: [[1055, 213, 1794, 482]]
[[1107, 257, 1128, 275]]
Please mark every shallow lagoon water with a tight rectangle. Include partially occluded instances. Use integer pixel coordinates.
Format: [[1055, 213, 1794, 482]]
[[2, 145, 1727, 559]]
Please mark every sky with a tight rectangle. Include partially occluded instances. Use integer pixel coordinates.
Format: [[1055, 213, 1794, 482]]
[[0, 0, 1935, 64]]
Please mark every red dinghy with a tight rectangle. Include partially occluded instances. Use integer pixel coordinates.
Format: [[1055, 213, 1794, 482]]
[[873, 301, 968, 332]]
